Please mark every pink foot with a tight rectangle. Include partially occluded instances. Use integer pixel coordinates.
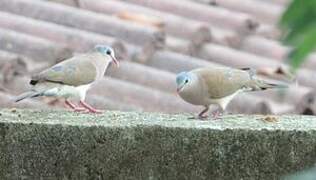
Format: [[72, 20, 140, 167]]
[[65, 100, 87, 113], [198, 114, 209, 120], [87, 109, 103, 114], [189, 114, 208, 120], [73, 107, 88, 112], [211, 110, 223, 120], [79, 101, 103, 114], [195, 106, 210, 120]]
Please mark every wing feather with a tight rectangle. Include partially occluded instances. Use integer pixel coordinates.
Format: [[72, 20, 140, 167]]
[[193, 67, 251, 99], [31, 56, 97, 86]]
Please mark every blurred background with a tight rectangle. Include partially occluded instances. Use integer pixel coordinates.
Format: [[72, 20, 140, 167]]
[[0, 0, 315, 115]]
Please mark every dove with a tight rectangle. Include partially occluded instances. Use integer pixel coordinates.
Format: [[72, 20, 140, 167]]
[[176, 67, 287, 119], [15, 45, 119, 113]]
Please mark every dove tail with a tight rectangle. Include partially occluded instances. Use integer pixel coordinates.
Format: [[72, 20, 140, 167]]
[[258, 82, 288, 90], [14, 90, 43, 102], [247, 80, 288, 91]]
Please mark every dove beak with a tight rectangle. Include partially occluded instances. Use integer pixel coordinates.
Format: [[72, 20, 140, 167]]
[[110, 54, 120, 68], [176, 85, 184, 93]]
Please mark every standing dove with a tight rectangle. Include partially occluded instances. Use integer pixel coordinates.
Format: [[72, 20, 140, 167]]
[[176, 67, 286, 119], [15, 45, 119, 113]]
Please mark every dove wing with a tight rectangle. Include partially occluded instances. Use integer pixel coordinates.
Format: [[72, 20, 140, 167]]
[[194, 67, 251, 99], [31, 56, 97, 86]]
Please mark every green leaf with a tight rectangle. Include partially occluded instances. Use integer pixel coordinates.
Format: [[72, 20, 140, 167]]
[[284, 23, 316, 45], [280, 0, 307, 27], [280, 0, 316, 69], [287, 28, 316, 70]]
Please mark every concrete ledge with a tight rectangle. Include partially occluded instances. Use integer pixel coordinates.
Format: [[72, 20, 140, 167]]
[[1, 109, 316, 179]]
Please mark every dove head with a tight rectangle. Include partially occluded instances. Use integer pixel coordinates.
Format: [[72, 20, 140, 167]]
[[95, 45, 119, 67], [176, 72, 192, 93]]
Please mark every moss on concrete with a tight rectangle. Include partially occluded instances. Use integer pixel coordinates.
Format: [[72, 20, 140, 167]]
[[0, 109, 316, 179]]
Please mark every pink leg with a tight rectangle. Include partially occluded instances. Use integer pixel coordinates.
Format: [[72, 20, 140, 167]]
[[65, 100, 87, 112], [198, 106, 209, 119], [211, 107, 224, 120], [79, 100, 103, 114]]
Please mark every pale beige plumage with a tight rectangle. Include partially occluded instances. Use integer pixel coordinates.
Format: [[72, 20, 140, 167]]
[[176, 67, 286, 119], [32, 52, 107, 86], [15, 45, 119, 113]]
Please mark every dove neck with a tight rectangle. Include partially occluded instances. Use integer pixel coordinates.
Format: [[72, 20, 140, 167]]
[[90, 52, 112, 79]]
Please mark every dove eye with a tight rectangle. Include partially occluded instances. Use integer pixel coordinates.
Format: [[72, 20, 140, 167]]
[[185, 79, 189, 83], [106, 49, 111, 55]]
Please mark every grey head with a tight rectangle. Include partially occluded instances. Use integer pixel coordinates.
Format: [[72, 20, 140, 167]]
[[176, 71, 193, 92], [94, 45, 119, 67]]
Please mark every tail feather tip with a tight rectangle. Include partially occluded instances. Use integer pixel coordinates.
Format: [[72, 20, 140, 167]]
[[14, 91, 42, 103]]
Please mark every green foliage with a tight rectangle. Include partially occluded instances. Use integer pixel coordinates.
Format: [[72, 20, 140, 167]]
[[280, 0, 316, 69]]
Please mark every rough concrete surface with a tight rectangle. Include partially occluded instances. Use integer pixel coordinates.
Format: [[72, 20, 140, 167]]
[[0, 109, 316, 180]]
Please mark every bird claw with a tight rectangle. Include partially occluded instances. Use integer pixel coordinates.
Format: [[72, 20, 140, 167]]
[[211, 111, 223, 120], [88, 109, 103, 114], [79, 101, 104, 114], [212, 116, 222, 120], [188, 115, 208, 120], [73, 107, 88, 112], [211, 117, 222, 120], [198, 115, 209, 120], [74, 108, 103, 114]]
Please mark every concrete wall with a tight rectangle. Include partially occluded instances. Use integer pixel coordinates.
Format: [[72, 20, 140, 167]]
[[0, 109, 316, 179]]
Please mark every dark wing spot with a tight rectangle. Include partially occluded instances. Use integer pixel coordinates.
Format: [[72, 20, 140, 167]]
[[240, 68, 251, 71], [30, 80, 38, 85], [45, 79, 65, 84]]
